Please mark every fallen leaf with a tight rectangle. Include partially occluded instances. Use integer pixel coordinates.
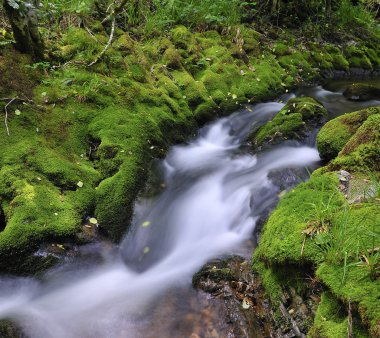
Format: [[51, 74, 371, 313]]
[[89, 217, 98, 225], [142, 221, 151, 227], [15, 109, 21, 115], [242, 297, 251, 309], [77, 181, 84, 188]]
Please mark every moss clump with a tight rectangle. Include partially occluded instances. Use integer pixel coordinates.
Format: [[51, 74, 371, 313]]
[[162, 47, 183, 69], [317, 107, 378, 161], [325, 46, 350, 72], [253, 172, 344, 265], [252, 97, 327, 148], [344, 45, 372, 70], [273, 42, 291, 57], [114, 33, 136, 53], [309, 292, 369, 338], [343, 83, 380, 101], [328, 111, 380, 172]]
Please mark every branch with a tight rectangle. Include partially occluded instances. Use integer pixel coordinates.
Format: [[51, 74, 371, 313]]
[[88, 18, 115, 67], [4, 97, 17, 136], [0, 97, 33, 104], [101, 0, 128, 25]]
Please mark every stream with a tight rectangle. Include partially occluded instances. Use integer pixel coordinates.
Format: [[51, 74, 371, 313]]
[[0, 79, 379, 338]]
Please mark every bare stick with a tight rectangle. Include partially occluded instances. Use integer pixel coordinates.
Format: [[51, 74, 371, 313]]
[[4, 97, 17, 136], [82, 20, 99, 42], [88, 18, 116, 67], [101, 0, 128, 25]]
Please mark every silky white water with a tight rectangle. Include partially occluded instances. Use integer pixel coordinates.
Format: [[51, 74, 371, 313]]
[[0, 99, 323, 337]]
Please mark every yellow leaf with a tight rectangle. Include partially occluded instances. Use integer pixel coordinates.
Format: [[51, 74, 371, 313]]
[[89, 217, 98, 224], [141, 221, 151, 227]]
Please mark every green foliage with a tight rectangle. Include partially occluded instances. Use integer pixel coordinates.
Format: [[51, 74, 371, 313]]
[[335, 0, 379, 31]]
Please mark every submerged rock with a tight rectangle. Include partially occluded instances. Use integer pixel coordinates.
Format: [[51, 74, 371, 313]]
[[251, 97, 327, 150], [343, 83, 380, 101]]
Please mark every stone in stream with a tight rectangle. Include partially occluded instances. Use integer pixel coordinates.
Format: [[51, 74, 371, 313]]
[[250, 97, 327, 150], [343, 83, 380, 101]]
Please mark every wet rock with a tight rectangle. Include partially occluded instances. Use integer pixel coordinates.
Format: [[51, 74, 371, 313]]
[[343, 83, 380, 101], [193, 256, 320, 338], [0, 320, 22, 338]]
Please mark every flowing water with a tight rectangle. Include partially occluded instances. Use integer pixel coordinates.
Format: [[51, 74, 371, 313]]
[[0, 79, 379, 338]]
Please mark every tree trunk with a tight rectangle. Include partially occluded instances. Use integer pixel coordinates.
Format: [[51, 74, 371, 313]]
[[2, 0, 44, 59]]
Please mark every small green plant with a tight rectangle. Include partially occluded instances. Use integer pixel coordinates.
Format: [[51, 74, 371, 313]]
[[356, 250, 380, 281], [24, 62, 51, 71]]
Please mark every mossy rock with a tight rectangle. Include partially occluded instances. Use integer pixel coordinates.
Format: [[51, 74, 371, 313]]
[[114, 33, 136, 53], [317, 106, 379, 161], [344, 45, 373, 70], [343, 83, 380, 101], [253, 172, 345, 265], [192, 258, 236, 288], [252, 97, 327, 148], [162, 47, 183, 69], [327, 110, 380, 172], [171, 25, 194, 50]]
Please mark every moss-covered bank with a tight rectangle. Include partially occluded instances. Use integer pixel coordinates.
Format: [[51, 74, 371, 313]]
[[253, 106, 380, 336], [1, 20, 380, 273]]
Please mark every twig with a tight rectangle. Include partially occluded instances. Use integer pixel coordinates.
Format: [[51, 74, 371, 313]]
[[88, 18, 116, 67], [4, 97, 17, 136], [347, 301, 353, 338], [101, 0, 128, 25], [82, 20, 99, 42], [0, 97, 33, 104]]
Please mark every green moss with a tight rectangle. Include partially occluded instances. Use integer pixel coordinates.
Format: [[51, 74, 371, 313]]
[[162, 47, 183, 69], [344, 45, 373, 70], [317, 107, 378, 161], [278, 51, 318, 81], [273, 42, 291, 57], [253, 172, 345, 265], [114, 33, 136, 53], [59, 28, 104, 62], [253, 97, 327, 147], [317, 256, 379, 336], [325, 45, 350, 71], [309, 292, 369, 338], [171, 25, 194, 50], [329, 111, 380, 172], [95, 161, 145, 241]]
